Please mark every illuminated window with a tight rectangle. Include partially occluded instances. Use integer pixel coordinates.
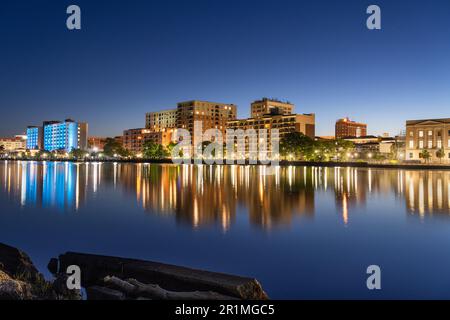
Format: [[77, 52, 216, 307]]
[[419, 131, 424, 137], [428, 140, 432, 148], [437, 140, 442, 148], [419, 141, 424, 149], [409, 140, 414, 149]]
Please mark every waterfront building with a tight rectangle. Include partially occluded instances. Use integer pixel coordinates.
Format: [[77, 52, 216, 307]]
[[176, 100, 237, 139], [123, 128, 173, 154], [146, 109, 177, 131], [26, 126, 43, 150], [227, 113, 316, 139], [250, 98, 294, 119], [32, 119, 88, 152], [335, 117, 367, 139], [406, 118, 450, 162], [0, 136, 26, 151], [343, 135, 395, 155]]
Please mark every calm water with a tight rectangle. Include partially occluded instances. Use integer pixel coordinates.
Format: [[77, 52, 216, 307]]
[[1, 160, 450, 299]]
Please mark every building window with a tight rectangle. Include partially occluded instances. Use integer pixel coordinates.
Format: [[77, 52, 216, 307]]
[[409, 153, 413, 159], [428, 140, 433, 148], [409, 131, 413, 137], [428, 130, 433, 136], [419, 141, 424, 149], [409, 140, 414, 149], [419, 131, 424, 138], [438, 140, 442, 149]]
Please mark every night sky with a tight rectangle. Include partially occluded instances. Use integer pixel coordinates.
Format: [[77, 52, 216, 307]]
[[1, 0, 449, 137]]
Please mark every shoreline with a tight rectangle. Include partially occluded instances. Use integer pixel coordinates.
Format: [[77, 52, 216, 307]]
[[2, 158, 450, 170]]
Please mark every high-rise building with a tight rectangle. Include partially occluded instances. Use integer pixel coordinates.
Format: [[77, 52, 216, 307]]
[[406, 118, 450, 162], [176, 100, 237, 140], [146, 109, 177, 131], [32, 119, 89, 152], [250, 98, 294, 119], [335, 117, 367, 139], [26, 126, 43, 150]]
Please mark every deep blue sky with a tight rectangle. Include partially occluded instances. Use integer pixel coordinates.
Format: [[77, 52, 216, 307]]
[[1, 0, 449, 137]]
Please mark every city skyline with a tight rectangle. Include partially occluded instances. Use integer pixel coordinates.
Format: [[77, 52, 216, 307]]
[[1, 0, 450, 138]]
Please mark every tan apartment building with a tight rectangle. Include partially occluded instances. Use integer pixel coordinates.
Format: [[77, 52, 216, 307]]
[[123, 128, 173, 154], [227, 113, 316, 139], [406, 118, 450, 162], [176, 100, 237, 138], [251, 98, 294, 118], [0, 136, 26, 151], [335, 117, 367, 139], [145, 109, 177, 131]]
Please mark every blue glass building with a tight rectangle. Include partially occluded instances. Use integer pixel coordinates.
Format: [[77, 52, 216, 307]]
[[26, 119, 88, 152], [26, 126, 42, 150]]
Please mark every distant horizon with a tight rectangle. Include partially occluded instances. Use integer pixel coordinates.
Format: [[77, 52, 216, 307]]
[[1, 0, 449, 138]]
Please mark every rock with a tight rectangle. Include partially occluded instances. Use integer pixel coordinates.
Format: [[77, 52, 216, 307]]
[[0, 270, 33, 300], [0, 243, 81, 300], [47, 258, 58, 275], [0, 243, 41, 282], [51, 273, 82, 300]]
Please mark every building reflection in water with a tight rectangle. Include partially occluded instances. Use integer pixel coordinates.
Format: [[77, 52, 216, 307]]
[[1, 161, 449, 229], [404, 170, 450, 217]]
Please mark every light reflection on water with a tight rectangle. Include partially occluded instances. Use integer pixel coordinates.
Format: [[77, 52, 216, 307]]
[[2, 161, 450, 227], [2, 160, 450, 299]]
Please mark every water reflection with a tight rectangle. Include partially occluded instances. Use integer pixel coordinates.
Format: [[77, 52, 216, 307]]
[[1, 161, 449, 229]]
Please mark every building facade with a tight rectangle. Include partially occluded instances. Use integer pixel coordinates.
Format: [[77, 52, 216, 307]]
[[28, 119, 88, 152], [335, 117, 367, 139], [0, 136, 26, 151], [26, 126, 43, 150], [123, 128, 173, 154], [145, 109, 177, 131], [176, 100, 237, 139], [250, 98, 294, 118], [227, 113, 316, 139], [344, 136, 395, 156], [406, 118, 450, 162]]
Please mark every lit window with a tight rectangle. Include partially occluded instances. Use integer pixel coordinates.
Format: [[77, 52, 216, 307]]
[[437, 140, 442, 149], [428, 140, 432, 148], [428, 130, 433, 136], [419, 141, 424, 149], [409, 140, 414, 149], [419, 131, 424, 137]]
